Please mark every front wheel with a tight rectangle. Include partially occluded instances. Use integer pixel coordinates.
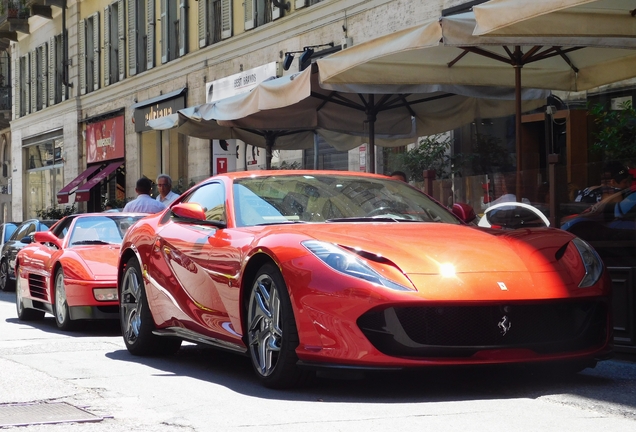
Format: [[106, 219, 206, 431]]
[[120, 257, 181, 356], [0, 259, 13, 291], [54, 268, 74, 330], [246, 263, 312, 388]]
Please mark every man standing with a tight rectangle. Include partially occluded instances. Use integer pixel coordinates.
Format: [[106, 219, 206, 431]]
[[156, 174, 180, 206], [123, 178, 166, 214]]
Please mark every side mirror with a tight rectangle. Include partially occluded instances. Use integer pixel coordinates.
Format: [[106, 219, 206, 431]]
[[451, 202, 476, 224], [171, 203, 207, 221], [34, 231, 62, 249], [20, 236, 33, 244]]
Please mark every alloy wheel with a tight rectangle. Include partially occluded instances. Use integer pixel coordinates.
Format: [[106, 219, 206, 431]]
[[247, 273, 283, 377]]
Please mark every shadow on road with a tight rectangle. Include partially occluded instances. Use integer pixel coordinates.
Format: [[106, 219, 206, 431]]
[[104, 343, 636, 416]]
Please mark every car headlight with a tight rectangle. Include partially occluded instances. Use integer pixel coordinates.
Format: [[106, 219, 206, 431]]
[[302, 240, 413, 291], [571, 237, 604, 288]]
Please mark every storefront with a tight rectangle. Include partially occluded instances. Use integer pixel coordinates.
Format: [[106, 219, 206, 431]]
[[133, 89, 188, 194], [24, 130, 64, 218], [56, 115, 126, 212]]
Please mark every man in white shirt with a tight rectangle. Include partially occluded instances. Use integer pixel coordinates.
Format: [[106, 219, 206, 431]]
[[156, 174, 180, 206], [123, 178, 166, 214]]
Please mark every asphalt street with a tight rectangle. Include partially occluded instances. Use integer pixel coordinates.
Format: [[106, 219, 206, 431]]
[[0, 289, 635, 432]]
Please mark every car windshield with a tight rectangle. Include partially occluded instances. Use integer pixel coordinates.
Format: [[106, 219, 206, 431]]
[[69, 215, 144, 246], [232, 174, 460, 227]]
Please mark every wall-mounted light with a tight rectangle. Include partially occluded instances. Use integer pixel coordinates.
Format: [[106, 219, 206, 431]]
[[282, 43, 335, 71]]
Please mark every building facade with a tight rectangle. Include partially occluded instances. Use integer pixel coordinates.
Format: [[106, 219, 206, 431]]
[[2, 0, 463, 219]]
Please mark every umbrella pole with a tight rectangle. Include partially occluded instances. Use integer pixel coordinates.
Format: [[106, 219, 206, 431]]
[[514, 46, 523, 203], [367, 94, 376, 174], [313, 133, 319, 169], [265, 135, 274, 170]]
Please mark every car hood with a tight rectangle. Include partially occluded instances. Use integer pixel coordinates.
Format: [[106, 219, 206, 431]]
[[286, 223, 574, 275], [72, 246, 120, 278]]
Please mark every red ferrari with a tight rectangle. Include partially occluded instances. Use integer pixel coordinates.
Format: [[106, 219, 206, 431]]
[[118, 170, 612, 388], [16, 213, 145, 330]]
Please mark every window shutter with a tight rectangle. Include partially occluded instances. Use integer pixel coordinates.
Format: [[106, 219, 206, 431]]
[[272, 0, 280, 21], [198, 0, 206, 48], [104, 6, 111, 86], [41, 43, 48, 110], [160, 0, 168, 63], [79, 19, 86, 95], [295, 0, 307, 9], [147, 0, 155, 70], [93, 12, 100, 91], [221, 0, 232, 39], [128, 0, 137, 76], [118, 0, 126, 80], [244, 0, 255, 31], [179, 0, 187, 57], [14, 57, 20, 119], [49, 37, 56, 106], [30, 51, 36, 113]]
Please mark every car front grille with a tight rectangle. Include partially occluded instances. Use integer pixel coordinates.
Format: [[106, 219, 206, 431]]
[[28, 274, 48, 300], [357, 299, 608, 358]]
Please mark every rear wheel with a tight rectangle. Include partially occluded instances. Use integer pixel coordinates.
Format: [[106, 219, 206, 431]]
[[246, 263, 311, 388], [15, 266, 44, 321], [0, 259, 13, 291], [120, 257, 181, 356], [53, 268, 74, 331]]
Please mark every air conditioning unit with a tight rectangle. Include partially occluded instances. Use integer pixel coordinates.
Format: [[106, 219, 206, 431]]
[[341, 37, 353, 50]]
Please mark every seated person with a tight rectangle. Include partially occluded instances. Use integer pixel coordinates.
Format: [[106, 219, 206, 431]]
[[575, 161, 632, 204]]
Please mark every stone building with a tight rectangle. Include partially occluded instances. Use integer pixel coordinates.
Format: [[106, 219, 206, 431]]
[[1, 0, 464, 219]]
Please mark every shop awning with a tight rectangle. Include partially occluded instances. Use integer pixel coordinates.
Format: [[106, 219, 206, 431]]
[[75, 161, 123, 202], [56, 165, 102, 204]]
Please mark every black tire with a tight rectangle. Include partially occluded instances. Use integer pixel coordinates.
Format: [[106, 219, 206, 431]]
[[15, 266, 45, 321], [120, 257, 181, 356], [53, 268, 74, 331], [246, 263, 312, 389], [0, 259, 14, 292]]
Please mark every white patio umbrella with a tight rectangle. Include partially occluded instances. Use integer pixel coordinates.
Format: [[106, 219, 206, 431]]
[[149, 104, 419, 169], [473, 0, 636, 41], [318, 13, 636, 190], [185, 64, 546, 172]]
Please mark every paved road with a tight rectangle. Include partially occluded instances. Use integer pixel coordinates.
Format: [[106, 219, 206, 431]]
[[0, 290, 635, 431]]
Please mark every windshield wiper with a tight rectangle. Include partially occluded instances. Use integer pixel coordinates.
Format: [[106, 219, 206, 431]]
[[326, 217, 420, 223], [71, 240, 114, 245], [255, 220, 309, 226]]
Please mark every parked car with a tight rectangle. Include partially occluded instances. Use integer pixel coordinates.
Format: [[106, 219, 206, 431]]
[[118, 170, 612, 388], [0, 219, 57, 291], [15, 213, 145, 330], [0, 222, 18, 248], [561, 187, 636, 267]]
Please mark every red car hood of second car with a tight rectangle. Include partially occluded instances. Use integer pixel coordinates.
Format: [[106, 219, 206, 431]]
[[71, 246, 120, 278], [287, 223, 570, 275]]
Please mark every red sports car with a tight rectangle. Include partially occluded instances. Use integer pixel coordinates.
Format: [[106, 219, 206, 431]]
[[118, 170, 612, 388], [16, 213, 145, 330]]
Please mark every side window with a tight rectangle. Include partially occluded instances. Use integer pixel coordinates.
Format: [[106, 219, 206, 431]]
[[52, 218, 73, 239], [13, 223, 33, 240], [183, 182, 225, 222]]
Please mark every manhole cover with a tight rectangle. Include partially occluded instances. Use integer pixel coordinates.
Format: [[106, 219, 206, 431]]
[[0, 402, 103, 427]]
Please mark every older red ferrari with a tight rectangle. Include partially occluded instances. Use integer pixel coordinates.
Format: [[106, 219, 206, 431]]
[[118, 171, 612, 388], [16, 213, 145, 330]]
